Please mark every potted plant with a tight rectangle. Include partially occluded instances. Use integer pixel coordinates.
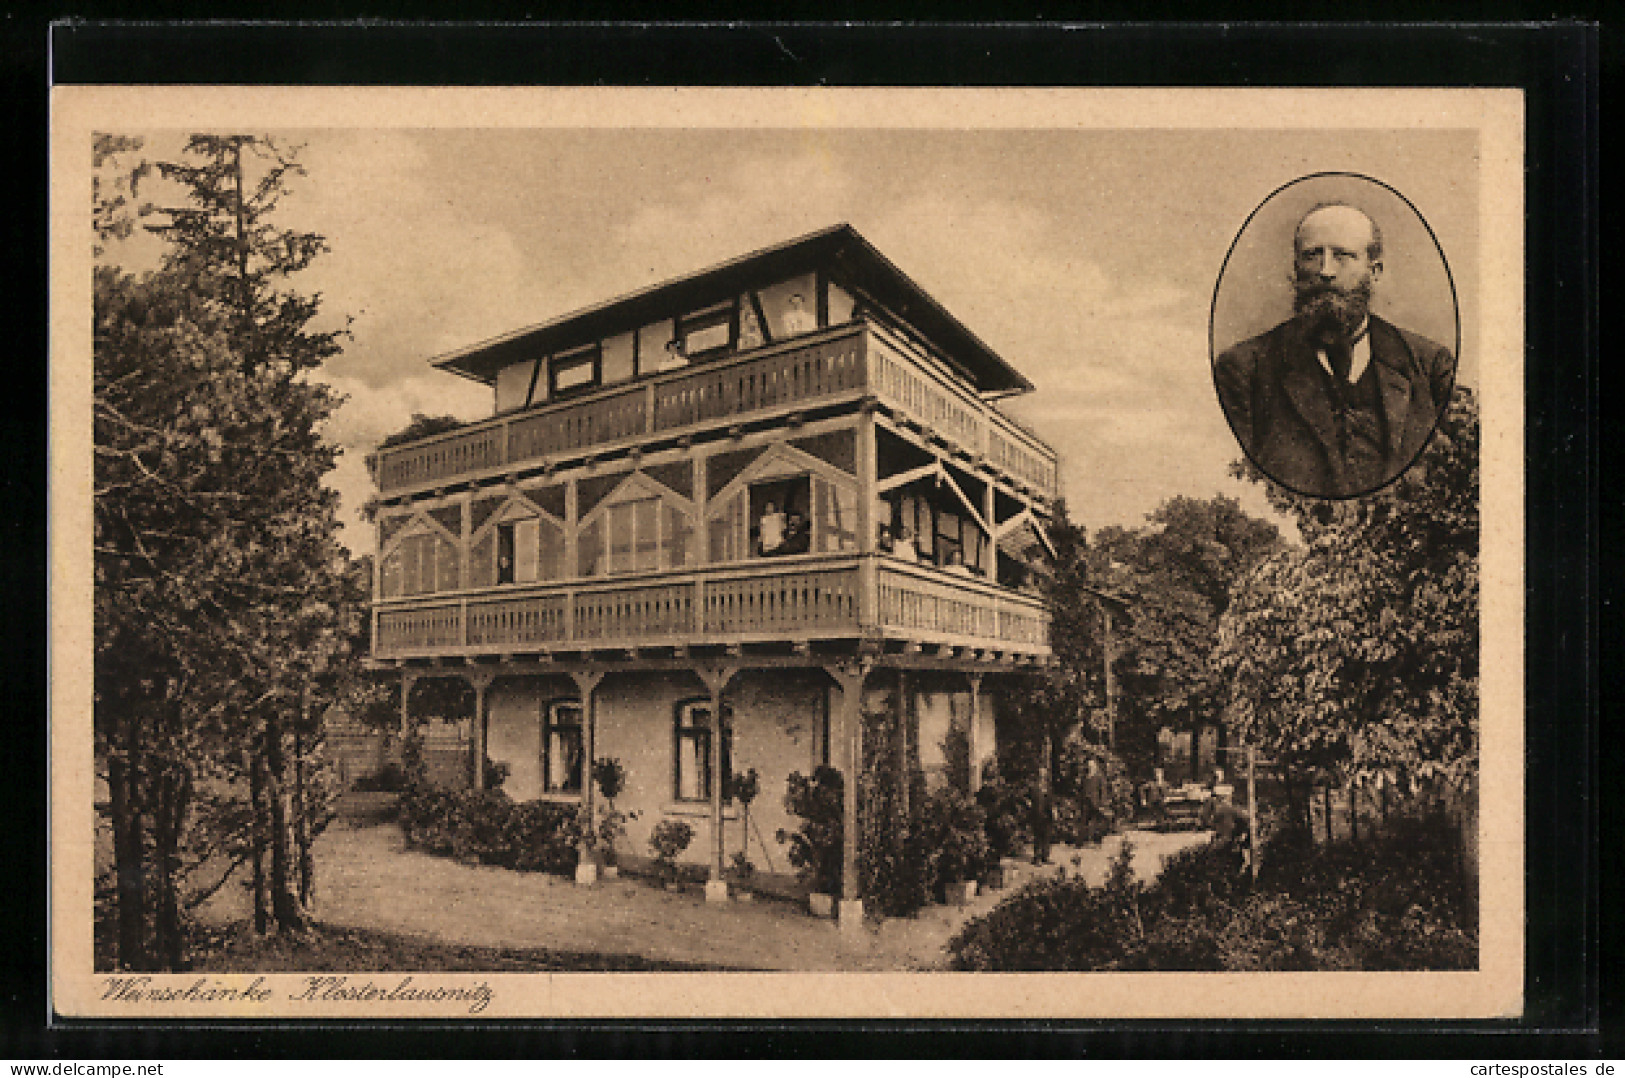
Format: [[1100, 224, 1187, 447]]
[[592, 757, 638, 878], [776, 766, 843, 918], [648, 819, 694, 892]]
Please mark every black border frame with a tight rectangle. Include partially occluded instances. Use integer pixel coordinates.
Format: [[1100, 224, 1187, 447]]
[[20, 17, 1602, 1060]]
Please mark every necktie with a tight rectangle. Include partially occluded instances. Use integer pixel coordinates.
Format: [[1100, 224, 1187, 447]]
[[1325, 335, 1353, 383]]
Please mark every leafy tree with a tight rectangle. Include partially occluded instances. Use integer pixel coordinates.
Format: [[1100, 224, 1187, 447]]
[[95, 134, 358, 968], [1091, 496, 1284, 779], [1215, 388, 1479, 802], [379, 412, 465, 449]]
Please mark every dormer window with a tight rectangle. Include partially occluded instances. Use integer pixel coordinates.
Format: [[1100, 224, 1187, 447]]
[[549, 346, 601, 399]]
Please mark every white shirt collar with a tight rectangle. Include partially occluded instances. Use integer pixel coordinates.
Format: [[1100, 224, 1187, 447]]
[[1315, 318, 1372, 384]]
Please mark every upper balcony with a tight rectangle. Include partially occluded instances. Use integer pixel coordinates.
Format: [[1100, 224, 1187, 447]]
[[372, 552, 1051, 663], [368, 321, 1059, 504]]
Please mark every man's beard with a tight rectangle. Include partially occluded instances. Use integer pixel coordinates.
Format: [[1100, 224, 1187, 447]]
[[1293, 276, 1372, 341]]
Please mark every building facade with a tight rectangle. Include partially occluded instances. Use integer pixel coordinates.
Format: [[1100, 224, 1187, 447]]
[[366, 225, 1058, 925]]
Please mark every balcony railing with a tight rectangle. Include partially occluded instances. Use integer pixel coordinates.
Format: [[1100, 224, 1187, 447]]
[[373, 554, 1049, 660], [369, 322, 1058, 499]]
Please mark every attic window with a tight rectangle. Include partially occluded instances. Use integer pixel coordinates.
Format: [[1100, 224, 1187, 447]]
[[549, 347, 601, 398], [678, 302, 735, 358]]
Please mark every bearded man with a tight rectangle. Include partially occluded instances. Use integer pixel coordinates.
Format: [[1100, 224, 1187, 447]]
[[1213, 202, 1456, 498]]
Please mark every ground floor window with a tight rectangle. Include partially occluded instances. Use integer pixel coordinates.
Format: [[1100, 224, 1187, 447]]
[[543, 700, 584, 794], [674, 699, 732, 802]]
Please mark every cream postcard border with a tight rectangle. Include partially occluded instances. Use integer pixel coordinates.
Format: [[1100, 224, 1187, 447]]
[[50, 86, 1525, 1020]]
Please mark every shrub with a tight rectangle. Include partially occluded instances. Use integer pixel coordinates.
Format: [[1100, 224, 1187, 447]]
[[397, 785, 580, 876], [483, 756, 511, 793], [648, 819, 694, 883], [776, 766, 844, 895], [975, 758, 1033, 860], [917, 786, 993, 897], [949, 808, 1476, 972], [949, 842, 1146, 972]]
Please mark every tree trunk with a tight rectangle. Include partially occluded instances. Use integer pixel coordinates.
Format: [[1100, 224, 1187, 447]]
[[1323, 782, 1334, 845], [1348, 780, 1360, 844], [265, 712, 311, 932], [107, 710, 148, 971], [294, 729, 314, 908], [250, 752, 268, 935], [153, 762, 190, 971]]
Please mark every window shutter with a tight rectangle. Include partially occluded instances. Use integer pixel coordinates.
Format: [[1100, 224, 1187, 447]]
[[436, 534, 460, 591]]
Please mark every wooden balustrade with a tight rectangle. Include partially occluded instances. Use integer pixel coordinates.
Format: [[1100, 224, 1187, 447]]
[[375, 426, 505, 492], [652, 334, 865, 431], [867, 338, 986, 454], [376, 603, 465, 652], [466, 594, 568, 646], [573, 582, 697, 642], [702, 568, 861, 635], [874, 563, 1051, 649], [373, 558, 1048, 659], [506, 383, 648, 462], [371, 323, 1055, 500]]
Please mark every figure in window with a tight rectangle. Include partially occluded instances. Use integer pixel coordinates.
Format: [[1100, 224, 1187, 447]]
[[892, 525, 919, 562], [783, 292, 815, 335], [943, 548, 974, 577], [659, 337, 688, 372], [781, 509, 810, 555], [757, 499, 787, 556]]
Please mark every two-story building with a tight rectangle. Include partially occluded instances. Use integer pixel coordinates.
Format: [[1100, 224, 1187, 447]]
[[366, 224, 1058, 927]]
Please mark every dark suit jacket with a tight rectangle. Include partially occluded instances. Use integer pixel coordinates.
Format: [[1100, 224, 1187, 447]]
[[1213, 314, 1455, 497]]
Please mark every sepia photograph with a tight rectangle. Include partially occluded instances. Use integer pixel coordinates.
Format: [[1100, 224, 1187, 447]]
[[52, 86, 1524, 1019]]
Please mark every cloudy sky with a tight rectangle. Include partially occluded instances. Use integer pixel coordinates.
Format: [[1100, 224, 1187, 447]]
[[104, 118, 1480, 554]]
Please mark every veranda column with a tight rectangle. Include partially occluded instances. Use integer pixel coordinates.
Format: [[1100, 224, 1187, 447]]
[[966, 672, 984, 794], [697, 665, 738, 904], [568, 669, 605, 885], [825, 659, 870, 933], [467, 671, 494, 791]]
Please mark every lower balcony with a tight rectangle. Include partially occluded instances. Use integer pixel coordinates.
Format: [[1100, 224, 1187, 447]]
[[372, 553, 1050, 661]]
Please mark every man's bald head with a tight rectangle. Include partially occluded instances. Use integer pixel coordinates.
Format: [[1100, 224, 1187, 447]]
[[1295, 203, 1383, 263]]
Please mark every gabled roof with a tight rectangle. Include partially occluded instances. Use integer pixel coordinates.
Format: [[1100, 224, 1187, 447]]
[[431, 223, 1034, 395]]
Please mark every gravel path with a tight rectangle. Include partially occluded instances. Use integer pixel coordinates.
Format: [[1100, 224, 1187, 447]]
[[195, 822, 1209, 971]]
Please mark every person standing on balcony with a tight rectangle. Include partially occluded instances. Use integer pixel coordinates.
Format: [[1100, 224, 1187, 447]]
[[757, 500, 787, 556], [892, 525, 919, 563], [782, 509, 810, 555], [782, 292, 815, 335], [658, 337, 689, 372], [944, 549, 973, 576]]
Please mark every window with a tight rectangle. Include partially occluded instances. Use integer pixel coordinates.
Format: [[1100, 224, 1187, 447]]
[[549, 347, 601, 399], [580, 489, 695, 577], [678, 301, 735, 358], [674, 700, 731, 802], [493, 515, 562, 585], [749, 476, 811, 557], [380, 528, 460, 598], [543, 700, 584, 794]]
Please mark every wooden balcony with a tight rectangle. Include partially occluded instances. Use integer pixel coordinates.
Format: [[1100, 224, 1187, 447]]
[[373, 554, 1050, 662], [369, 322, 1058, 500]]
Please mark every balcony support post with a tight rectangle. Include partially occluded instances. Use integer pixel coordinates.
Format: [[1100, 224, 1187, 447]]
[[857, 403, 878, 633], [696, 664, 738, 904], [465, 671, 494, 791], [399, 670, 420, 771], [824, 658, 871, 933], [568, 669, 605, 885], [967, 672, 985, 795]]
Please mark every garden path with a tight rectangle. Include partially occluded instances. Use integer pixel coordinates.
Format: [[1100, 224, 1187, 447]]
[[194, 822, 1209, 971]]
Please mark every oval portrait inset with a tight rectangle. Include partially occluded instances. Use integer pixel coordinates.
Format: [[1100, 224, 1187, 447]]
[[1210, 173, 1460, 499]]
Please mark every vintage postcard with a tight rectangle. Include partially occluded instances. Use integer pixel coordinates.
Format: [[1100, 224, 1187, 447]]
[[52, 86, 1524, 1019]]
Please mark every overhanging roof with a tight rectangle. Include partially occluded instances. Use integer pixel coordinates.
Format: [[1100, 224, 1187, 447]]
[[430, 223, 1035, 395]]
